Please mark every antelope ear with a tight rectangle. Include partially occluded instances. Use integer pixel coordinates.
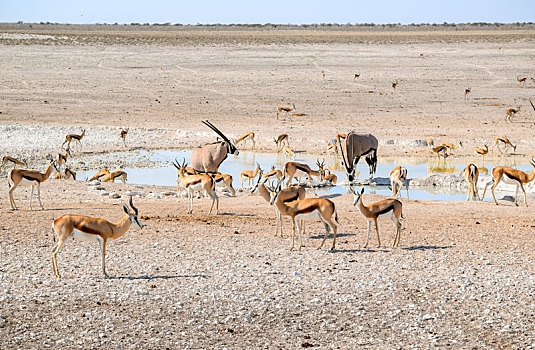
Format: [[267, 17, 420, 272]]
[[123, 204, 130, 214]]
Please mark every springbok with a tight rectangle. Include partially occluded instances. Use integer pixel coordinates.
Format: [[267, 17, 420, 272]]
[[267, 177, 338, 251], [440, 141, 463, 155], [463, 164, 479, 201], [350, 187, 403, 248], [517, 77, 527, 86], [119, 128, 129, 147], [316, 160, 337, 185], [240, 162, 261, 189], [173, 159, 219, 215], [464, 87, 471, 100], [89, 168, 109, 182], [55, 167, 77, 180], [474, 145, 489, 162], [282, 145, 295, 157], [263, 166, 283, 183], [274, 134, 289, 151], [191, 121, 239, 174], [214, 173, 236, 196], [389, 166, 409, 198], [101, 169, 127, 184], [234, 132, 255, 150], [8, 155, 57, 210], [51, 196, 143, 278], [1, 156, 27, 174], [276, 104, 296, 119], [339, 132, 378, 181], [354, 73, 360, 80], [482, 159, 535, 206], [492, 137, 516, 154], [57, 150, 69, 170], [62, 129, 86, 150], [428, 140, 448, 161], [391, 80, 398, 90], [284, 160, 323, 187], [505, 107, 520, 122]]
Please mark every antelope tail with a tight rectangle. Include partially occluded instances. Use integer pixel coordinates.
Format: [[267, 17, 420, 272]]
[[334, 207, 339, 224]]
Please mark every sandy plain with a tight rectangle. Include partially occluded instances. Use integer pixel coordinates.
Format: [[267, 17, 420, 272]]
[[1, 24, 535, 349]]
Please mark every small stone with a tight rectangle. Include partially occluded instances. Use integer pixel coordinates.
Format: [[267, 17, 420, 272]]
[[109, 193, 121, 199]]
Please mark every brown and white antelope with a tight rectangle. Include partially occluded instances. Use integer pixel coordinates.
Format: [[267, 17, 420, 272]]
[[350, 187, 403, 248], [284, 160, 323, 187], [464, 87, 471, 100], [274, 134, 289, 151], [474, 144, 489, 162], [234, 132, 255, 150], [55, 167, 77, 180], [276, 104, 296, 119], [482, 159, 535, 206], [214, 173, 236, 196], [492, 137, 516, 154], [51, 196, 143, 278], [57, 150, 69, 170], [429, 140, 448, 161], [505, 107, 520, 122], [240, 162, 261, 189], [463, 164, 480, 201], [317, 159, 338, 185], [119, 128, 129, 147], [389, 166, 408, 198], [1, 156, 27, 174], [173, 159, 219, 215], [100, 169, 127, 183], [354, 73, 360, 80], [282, 145, 295, 158], [62, 128, 86, 150], [267, 177, 338, 251], [440, 141, 463, 155], [263, 166, 283, 183], [391, 80, 398, 90], [252, 170, 306, 237], [89, 168, 109, 182], [517, 77, 527, 86], [8, 155, 57, 210]]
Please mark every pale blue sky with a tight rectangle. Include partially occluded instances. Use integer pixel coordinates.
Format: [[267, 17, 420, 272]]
[[1, 0, 533, 25]]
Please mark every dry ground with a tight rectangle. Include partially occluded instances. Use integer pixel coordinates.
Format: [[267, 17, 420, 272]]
[[1, 25, 535, 349]]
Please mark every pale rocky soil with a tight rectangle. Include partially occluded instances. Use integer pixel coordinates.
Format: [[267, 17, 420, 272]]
[[1, 25, 535, 349]]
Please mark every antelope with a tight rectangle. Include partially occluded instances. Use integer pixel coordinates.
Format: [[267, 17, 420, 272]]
[[240, 162, 261, 189], [100, 169, 127, 183], [517, 77, 527, 86], [440, 141, 463, 155], [57, 150, 70, 169], [428, 140, 448, 161], [350, 187, 403, 248], [464, 87, 471, 100], [273, 134, 289, 151], [252, 170, 306, 237], [389, 166, 409, 198], [354, 73, 360, 80], [62, 129, 86, 150], [173, 159, 219, 215], [234, 132, 255, 150], [214, 173, 236, 196], [284, 160, 323, 187], [276, 104, 296, 119], [263, 166, 283, 182], [391, 80, 398, 90], [8, 155, 57, 210], [505, 107, 520, 122], [55, 167, 77, 180], [463, 164, 480, 201], [1, 156, 27, 174], [119, 128, 129, 147], [474, 144, 489, 162], [191, 120, 239, 174], [282, 145, 295, 157], [51, 196, 143, 278], [482, 159, 535, 206], [321, 71, 325, 79], [89, 168, 109, 182], [267, 177, 338, 251], [326, 141, 338, 154], [339, 132, 378, 181], [317, 160, 338, 185], [492, 137, 516, 154]]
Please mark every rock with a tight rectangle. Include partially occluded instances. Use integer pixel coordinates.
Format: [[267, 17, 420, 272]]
[[109, 192, 121, 199], [161, 191, 177, 196], [125, 191, 145, 197], [100, 192, 110, 196]]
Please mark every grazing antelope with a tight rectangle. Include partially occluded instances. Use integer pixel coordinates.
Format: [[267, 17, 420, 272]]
[[100, 169, 127, 183], [440, 141, 463, 155], [284, 160, 323, 187], [240, 162, 261, 189], [339, 132, 378, 180], [51, 196, 143, 278], [119, 128, 129, 147], [474, 144, 489, 162], [505, 107, 520, 122], [8, 155, 57, 210], [482, 159, 535, 206], [267, 177, 338, 251], [492, 137, 516, 154], [62, 129, 86, 150], [276, 104, 296, 119], [350, 187, 403, 248], [252, 170, 306, 237], [89, 168, 109, 182], [214, 173, 236, 196], [263, 166, 283, 182], [354, 73, 360, 80], [282, 145, 295, 157], [391, 80, 398, 90], [1, 156, 27, 174], [234, 132, 255, 150], [191, 121, 239, 174], [463, 164, 480, 201], [273, 133, 289, 151], [389, 166, 409, 198], [173, 159, 219, 215], [55, 167, 77, 180], [517, 77, 527, 86], [464, 87, 471, 100], [316, 159, 338, 185]]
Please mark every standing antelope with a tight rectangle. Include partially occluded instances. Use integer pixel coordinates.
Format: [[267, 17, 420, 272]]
[[234, 132, 255, 150], [51, 196, 143, 278], [276, 104, 296, 119], [1, 156, 27, 174], [492, 137, 516, 154], [240, 162, 261, 189], [474, 144, 489, 162], [440, 141, 463, 155], [252, 170, 306, 237], [391, 80, 398, 90], [321, 71, 325, 79], [505, 107, 520, 122], [282, 145, 295, 158], [428, 140, 448, 161], [517, 77, 527, 86], [339, 132, 378, 181], [389, 166, 409, 198], [482, 159, 535, 206], [463, 164, 480, 201], [214, 173, 236, 196], [62, 129, 86, 150], [191, 121, 239, 174], [464, 87, 471, 100], [284, 160, 323, 187], [57, 151, 68, 170], [354, 73, 360, 80], [8, 155, 57, 210], [263, 166, 283, 183], [350, 187, 403, 248], [173, 159, 219, 215], [267, 177, 338, 251], [119, 128, 129, 147], [274, 134, 289, 151], [100, 169, 127, 183]]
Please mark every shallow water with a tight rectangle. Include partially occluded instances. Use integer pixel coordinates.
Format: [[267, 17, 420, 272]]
[[77, 149, 533, 202]]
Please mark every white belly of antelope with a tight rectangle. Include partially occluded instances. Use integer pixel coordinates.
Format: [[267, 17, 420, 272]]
[[502, 175, 519, 186], [295, 209, 321, 221], [71, 229, 102, 243], [19, 178, 37, 186]]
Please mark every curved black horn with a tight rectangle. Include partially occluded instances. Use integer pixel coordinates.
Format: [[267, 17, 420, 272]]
[[202, 120, 232, 144], [129, 196, 138, 215], [172, 158, 181, 170]]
